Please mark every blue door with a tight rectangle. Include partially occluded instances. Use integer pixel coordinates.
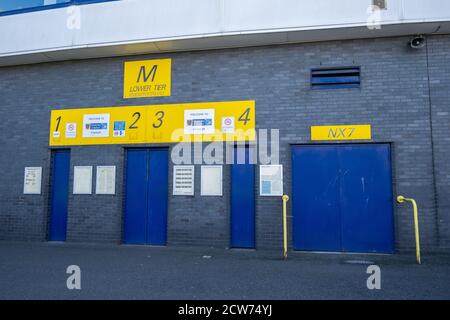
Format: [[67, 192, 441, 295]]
[[292, 144, 394, 253], [292, 145, 341, 252], [49, 149, 70, 241], [146, 149, 168, 245], [339, 144, 394, 253], [230, 146, 255, 248], [124, 149, 148, 244], [124, 148, 168, 245]]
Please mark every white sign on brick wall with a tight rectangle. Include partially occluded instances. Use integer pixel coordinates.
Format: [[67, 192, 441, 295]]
[[73, 166, 93, 194], [173, 165, 194, 196], [260, 165, 283, 196], [96, 166, 116, 195], [23, 167, 42, 195]]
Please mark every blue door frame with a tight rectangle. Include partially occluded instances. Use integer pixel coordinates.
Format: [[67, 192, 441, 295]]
[[49, 149, 71, 241], [292, 144, 395, 253], [124, 148, 168, 245], [230, 146, 256, 248]]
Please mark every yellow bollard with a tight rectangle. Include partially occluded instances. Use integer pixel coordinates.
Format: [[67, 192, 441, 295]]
[[397, 195, 421, 264], [282, 195, 289, 260]]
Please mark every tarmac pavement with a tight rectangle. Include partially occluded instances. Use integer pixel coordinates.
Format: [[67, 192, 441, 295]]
[[0, 242, 449, 300]]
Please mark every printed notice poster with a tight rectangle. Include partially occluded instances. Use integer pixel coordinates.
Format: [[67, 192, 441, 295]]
[[221, 116, 235, 133], [23, 167, 42, 194], [184, 109, 215, 135], [173, 165, 194, 196], [201, 166, 223, 196], [96, 166, 116, 195], [260, 165, 283, 196], [73, 166, 93, 194], [65, 123, 77, 138], [113, 121, 126, 137], [83, 114, 110, 138]]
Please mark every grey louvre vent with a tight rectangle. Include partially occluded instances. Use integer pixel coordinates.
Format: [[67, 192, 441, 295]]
[[373, 0, 387, 9], [311, 67, 361, 90]]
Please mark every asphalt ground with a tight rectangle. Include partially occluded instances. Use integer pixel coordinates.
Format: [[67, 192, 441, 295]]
[[0, 242, 449, 300]]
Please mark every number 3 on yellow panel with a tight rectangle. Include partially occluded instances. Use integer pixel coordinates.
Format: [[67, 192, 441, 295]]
[[152, 111, 165, 129]]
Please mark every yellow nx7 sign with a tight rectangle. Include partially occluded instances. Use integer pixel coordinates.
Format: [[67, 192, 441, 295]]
[[311, 125, 371, 141], [123, 59, 171, 98], [49, 101, 255, 146]]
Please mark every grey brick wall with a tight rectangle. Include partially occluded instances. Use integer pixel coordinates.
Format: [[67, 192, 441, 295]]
[[0, 35, 448, 252], [428, 35, 450, 251], [66, 146, 124, 243]]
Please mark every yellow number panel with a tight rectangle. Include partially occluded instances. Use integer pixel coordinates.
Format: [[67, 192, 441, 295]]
[[49, 100, 255, 146]]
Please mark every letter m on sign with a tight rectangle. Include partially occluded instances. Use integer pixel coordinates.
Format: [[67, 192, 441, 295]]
[[137, 65, 158, 83]]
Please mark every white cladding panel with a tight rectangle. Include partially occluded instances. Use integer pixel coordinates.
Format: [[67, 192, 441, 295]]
[[1, 0, 450, 65]]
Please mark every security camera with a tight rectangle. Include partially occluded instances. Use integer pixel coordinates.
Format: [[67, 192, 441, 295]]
[[409, 36, 426, 49]]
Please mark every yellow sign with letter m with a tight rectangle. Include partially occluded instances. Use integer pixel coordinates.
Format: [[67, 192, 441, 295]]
[[123, 59, 171, 98]]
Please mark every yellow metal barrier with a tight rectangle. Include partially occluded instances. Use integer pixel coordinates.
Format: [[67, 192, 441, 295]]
[[282, 195, 289, 260], [397, 195, 421, 264]]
